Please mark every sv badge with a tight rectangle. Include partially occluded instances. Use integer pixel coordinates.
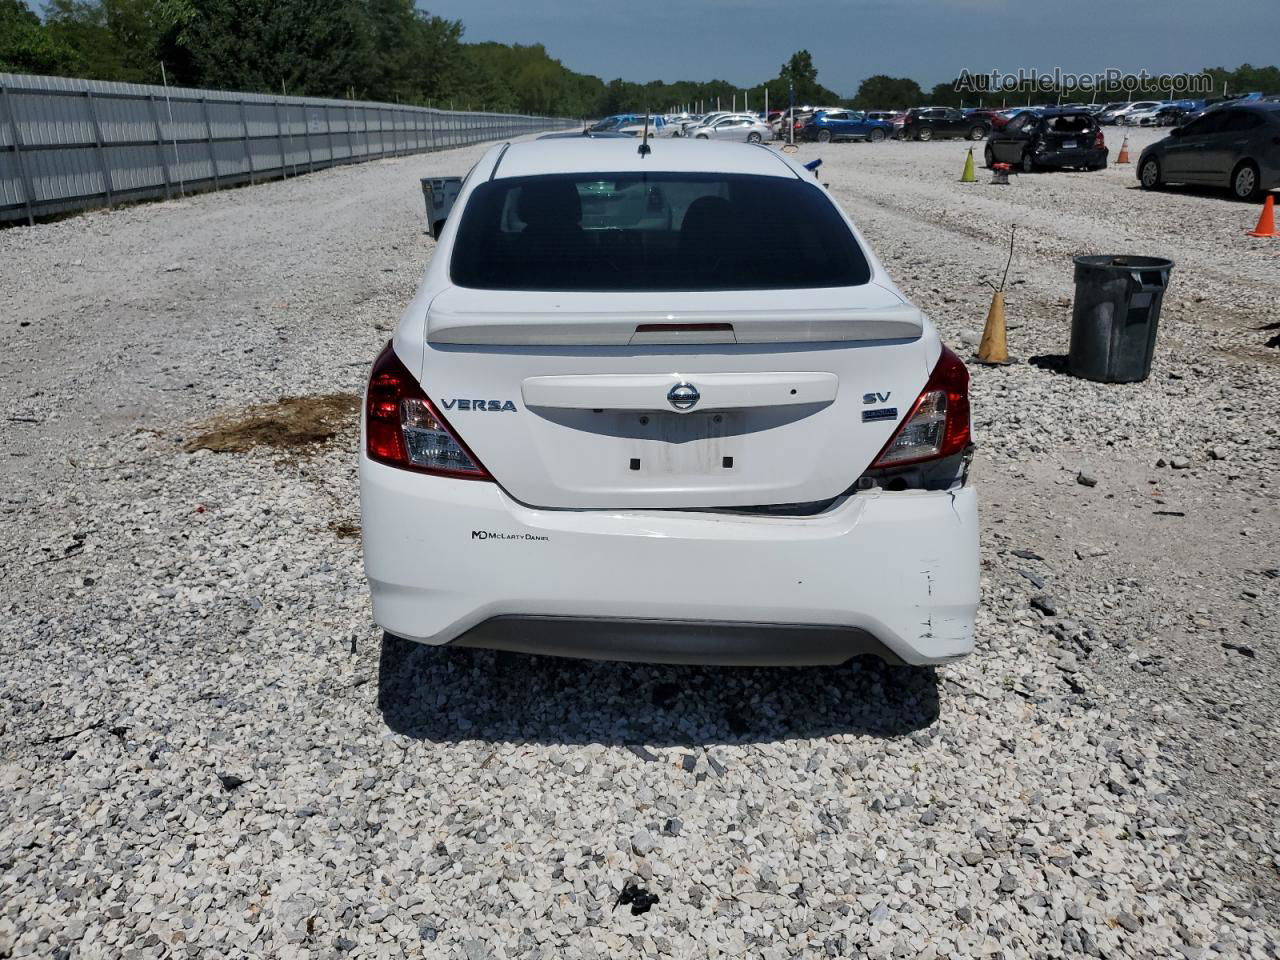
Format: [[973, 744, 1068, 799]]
[[862, 391, 891, 405]]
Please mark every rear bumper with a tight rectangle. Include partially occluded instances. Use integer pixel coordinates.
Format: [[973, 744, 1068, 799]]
[[452, 616, 903, 666], [1037, 147, 1107, 168], [360, 457, 979, 666]]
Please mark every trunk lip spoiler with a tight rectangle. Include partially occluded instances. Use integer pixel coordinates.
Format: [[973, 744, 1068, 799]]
[[426, 304, 925, 346]]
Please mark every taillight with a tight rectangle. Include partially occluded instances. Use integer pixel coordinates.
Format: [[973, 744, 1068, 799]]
[[1095, 129, 1106, 149], [365, 342, 492, 480], [869, 346, 971, 468]]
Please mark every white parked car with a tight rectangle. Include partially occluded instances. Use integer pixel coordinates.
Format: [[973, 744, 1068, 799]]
[[360, 138, 979, 666], [1117, 101, 1162, 125], [691, 115, 773, 143], [615, 115, 675, 137]]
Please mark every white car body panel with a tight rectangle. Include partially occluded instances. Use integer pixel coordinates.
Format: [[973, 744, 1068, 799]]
[[361, 460, 978, 665], [361, 137, 978, 665]]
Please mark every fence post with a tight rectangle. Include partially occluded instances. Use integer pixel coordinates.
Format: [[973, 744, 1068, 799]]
[[83, 90, 113, 208], [323, 104, 334, 168], [146, 94, 173, 199], [0, 82, 35, 225], [238, 99, 254, 184], [346, 103, 355, 161], [200, 96, 219, 190], [302, 105, 314, 173], [273, 99, 287, 177]]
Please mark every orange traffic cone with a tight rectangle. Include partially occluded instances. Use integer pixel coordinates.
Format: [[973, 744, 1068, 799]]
[[1116, 135, 1130, 164], [1247, 195, 1277, 238]]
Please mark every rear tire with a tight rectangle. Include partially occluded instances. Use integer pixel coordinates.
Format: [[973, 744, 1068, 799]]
[[1232, 161, 1262, 202], [869, 128, 886, 143], [1139, 157, 1162, 189], [747, 131, 762, 143], [1020, 151, 1035, 174], [968, 125, 986, 141], [695, 133, 709, 140], [984, 143, 995, 168], [916, 127, 933, 142], [817, 129, 832, 143]]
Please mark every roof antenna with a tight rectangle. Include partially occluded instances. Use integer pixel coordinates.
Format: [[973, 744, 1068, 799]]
[[638, 110, 652, 157]]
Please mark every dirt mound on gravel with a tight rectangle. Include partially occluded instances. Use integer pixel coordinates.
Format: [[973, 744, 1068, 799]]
[[184, 393, 360, 453]]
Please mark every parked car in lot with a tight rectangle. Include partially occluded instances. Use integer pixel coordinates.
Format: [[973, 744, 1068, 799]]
[[1097, 102, 1132, 125], [615, 115, 671, 137], [539, 129, 634, 140], [1138, 102, 1280, 201], [588, 114, 643, 134], [901, 107, 988, 141], [864, 110, 906, 137], [965, 108, 1007, 129], [1149, 105, 1187, 127], [360, 137, 979, 667], [691, 114, 772, 143], [677, 112, 729, 137], [1116, 101, 1163, 125], [984, 108, 1108, 172], [801, 110, 893, 143], [1125, 103, 1168, 127]]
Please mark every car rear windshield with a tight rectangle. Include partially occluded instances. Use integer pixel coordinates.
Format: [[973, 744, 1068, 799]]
[[450, 172, 872, 291], [1045, 114, 1097, 132]]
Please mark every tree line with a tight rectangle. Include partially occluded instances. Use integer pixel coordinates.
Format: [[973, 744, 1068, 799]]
[[1, 1, 1275, 116]]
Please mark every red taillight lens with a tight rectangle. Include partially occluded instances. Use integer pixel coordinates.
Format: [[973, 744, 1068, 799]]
[[365, 342, 492, 480], [1095, 130, 1106, 149], [870, 346, 971, 468]]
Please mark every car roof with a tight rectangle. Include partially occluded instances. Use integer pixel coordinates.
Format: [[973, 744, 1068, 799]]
[[537, 130, 634, 139], [493, 138, 801, 180], [1034, 107, 1097, 117]]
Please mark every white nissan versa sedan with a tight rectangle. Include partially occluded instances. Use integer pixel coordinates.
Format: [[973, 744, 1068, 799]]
[[359, 137, 978, 666]]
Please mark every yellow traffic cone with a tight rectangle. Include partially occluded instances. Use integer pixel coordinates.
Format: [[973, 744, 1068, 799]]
[[975, 291, 1010, 364], [960, 147, 976, 183]]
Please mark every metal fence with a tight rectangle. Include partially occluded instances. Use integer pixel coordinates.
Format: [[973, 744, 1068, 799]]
[[0, 73, 576, 224]]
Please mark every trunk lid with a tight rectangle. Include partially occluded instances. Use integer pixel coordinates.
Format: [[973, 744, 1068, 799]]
[[420, 285, 933, 510]]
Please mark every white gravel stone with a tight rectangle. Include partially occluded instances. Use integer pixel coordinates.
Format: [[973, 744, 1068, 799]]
[[0, 129, 1277, 957]]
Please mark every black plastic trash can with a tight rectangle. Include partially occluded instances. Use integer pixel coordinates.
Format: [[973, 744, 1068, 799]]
[[421, 176, 462, 239], [1068, 255, 1174, 383]]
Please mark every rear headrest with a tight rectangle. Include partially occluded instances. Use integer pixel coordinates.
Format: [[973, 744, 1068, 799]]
[[516, 180, 582, 226], [680, 196, 740, 250]]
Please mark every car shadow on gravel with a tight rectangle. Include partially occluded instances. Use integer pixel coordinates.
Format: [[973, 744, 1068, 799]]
[[377, 635, 939, 746]]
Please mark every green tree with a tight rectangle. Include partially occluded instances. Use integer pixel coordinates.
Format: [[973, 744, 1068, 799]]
[[43, 0, 193, 84], [0, 0, 81, 74], [774, 49, 839, 105], [852, 74, 924, 110], [182, 0, 371, 96]]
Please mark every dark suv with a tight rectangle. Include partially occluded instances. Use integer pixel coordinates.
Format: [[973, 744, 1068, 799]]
[[985, 109, 1108, 173], [900, 108, 988, 142]]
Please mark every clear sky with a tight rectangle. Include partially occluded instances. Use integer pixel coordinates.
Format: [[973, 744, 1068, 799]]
[[422, 0, 1276, 94]]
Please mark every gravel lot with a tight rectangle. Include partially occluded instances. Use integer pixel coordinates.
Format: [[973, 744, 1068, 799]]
[[1, 128, 1277, 959]]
